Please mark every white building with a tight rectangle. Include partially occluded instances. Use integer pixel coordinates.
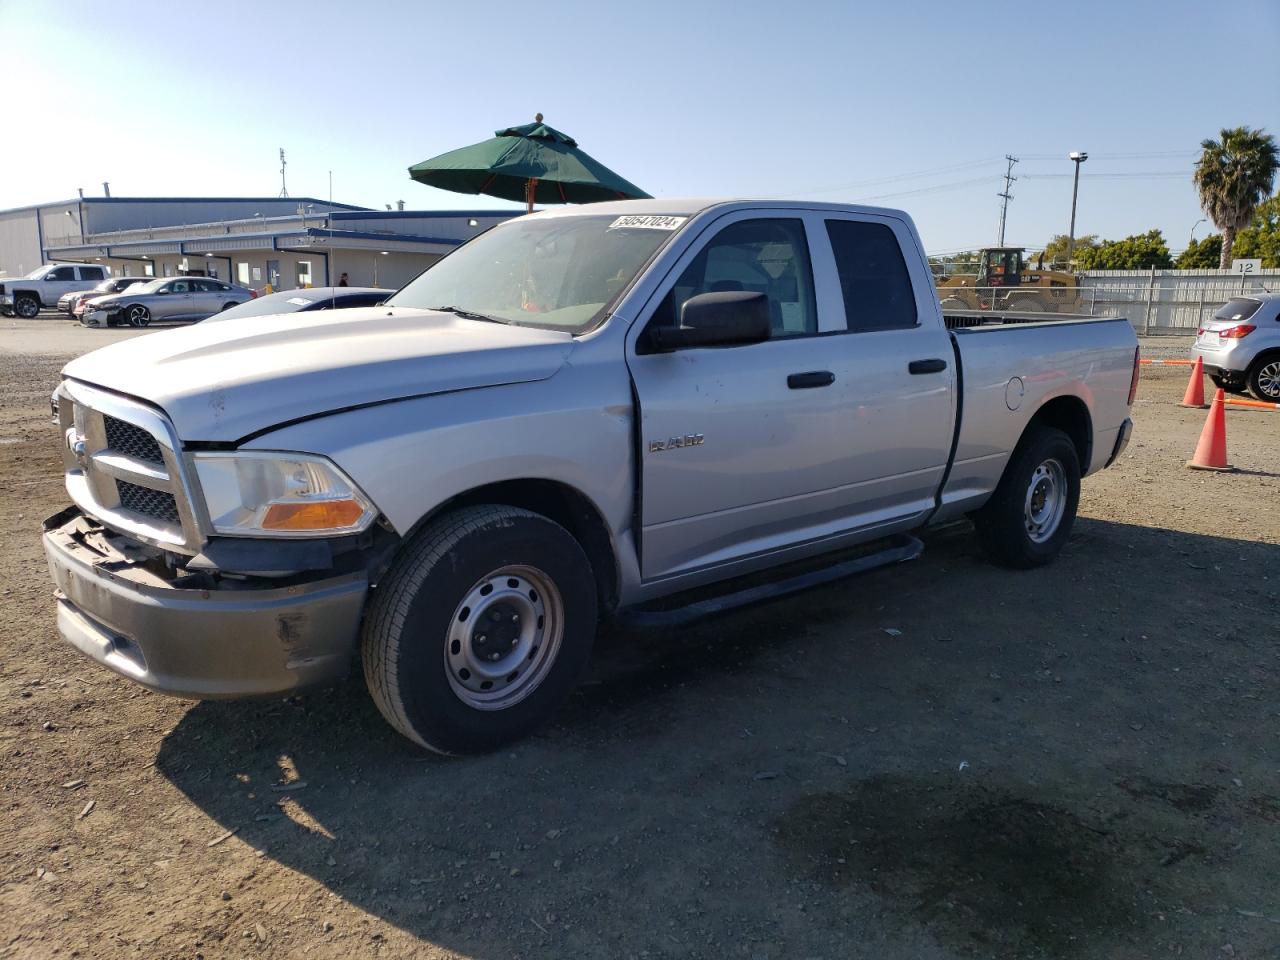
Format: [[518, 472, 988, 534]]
[[0, 196, 518, 291]]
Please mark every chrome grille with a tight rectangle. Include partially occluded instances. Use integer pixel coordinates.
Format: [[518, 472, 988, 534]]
[[59, 381, 201, 553], [117, 481, 180, 523], [104, 415, 164, 464]]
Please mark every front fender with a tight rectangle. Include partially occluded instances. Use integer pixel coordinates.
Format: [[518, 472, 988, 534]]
[[239, 366, 636, 555]]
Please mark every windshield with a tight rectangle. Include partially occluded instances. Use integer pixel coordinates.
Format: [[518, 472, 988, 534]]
[[126, 278, 168, 294], [24, 266, 51, 279], [1213, 297, 1261, 322], [216, 290, 323, 320], [385, 214, 684, 332]]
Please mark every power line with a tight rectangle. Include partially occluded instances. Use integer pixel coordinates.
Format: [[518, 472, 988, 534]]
[[776, 156, 1001, 198], [848, 175, 996, 203], [1021, 171, 1188, 180]]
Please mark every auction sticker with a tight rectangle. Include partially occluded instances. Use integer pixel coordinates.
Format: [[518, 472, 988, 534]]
[[609, 215, 687, 230]]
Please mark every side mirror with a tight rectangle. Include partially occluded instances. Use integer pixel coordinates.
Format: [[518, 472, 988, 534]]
[[156, 288, 169, 295], [649, 291, 771, 351]]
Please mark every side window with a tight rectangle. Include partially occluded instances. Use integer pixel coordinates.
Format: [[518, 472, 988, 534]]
[[825, 219, 918, 332], [48, 266, 76, 281], [651, 218, 817, 339], [191, 279, 214, 292], [79, 266, 106, 282], [171, 279, 190, 293]]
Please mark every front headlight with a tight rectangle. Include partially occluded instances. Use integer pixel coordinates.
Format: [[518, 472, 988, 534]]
[[193, 452, 377, 538]]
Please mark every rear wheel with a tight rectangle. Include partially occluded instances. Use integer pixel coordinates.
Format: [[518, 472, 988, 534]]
[[361, 505, 598, 754], [1247, 356, 1280, 402], [125, 304, 150, 327], [13, 294, 39, 319], [972, 426, 1081, 568], [220, 301, 241, 312]]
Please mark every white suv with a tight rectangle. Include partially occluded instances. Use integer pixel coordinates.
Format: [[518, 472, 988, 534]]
[[0, 263, 110, 318], [1193, 293, 1280, 402]]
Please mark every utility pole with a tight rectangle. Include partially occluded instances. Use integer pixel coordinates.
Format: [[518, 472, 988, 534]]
[[1066, 151, 1088, 265], [278, 148, 289, 198], [996, 155, 1018, 246]]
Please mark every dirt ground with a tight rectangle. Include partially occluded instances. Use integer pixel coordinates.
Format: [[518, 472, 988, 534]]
[[1, 319, 1277, 960]]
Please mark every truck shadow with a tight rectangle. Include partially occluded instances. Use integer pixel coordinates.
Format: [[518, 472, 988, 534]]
[[155, 517, 1280, 957]]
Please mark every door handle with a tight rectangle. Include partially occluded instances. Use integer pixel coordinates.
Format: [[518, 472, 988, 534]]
[[908, 358, 948, 375], [787, 371, 835, 389]]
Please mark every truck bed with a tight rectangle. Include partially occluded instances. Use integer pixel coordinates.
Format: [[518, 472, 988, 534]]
[[935, 314, 1137, 521]]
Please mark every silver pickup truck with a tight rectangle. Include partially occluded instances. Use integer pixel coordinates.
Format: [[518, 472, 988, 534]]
[[43, 199, 1139, 753]]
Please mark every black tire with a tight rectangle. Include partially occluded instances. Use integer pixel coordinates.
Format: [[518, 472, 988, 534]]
[[13, 294, 40, 319], [972, 425, 1081, 569], [362, 505, 598, 754], [124, 304, 150, 327], [220, 301, 241, 312], [1246, 355, 1280, 403]]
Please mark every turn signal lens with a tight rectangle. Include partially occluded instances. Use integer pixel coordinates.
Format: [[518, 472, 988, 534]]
[[1220, 324, 1256, 339], [262, 499, 366, 531]]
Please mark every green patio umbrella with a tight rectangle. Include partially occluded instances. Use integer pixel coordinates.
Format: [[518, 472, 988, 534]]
[[409, 114, 650, 213]]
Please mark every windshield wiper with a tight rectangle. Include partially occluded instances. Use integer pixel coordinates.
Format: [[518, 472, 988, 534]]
[[432, 305, 510, 325]]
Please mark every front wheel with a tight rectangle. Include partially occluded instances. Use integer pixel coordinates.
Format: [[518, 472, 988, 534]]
[[362, 505, 598, 754], [1247, 357, 1280, 402], [972, 426, 1081, 568], [125, 304, 150, 327], [13, 295, 40, 318]]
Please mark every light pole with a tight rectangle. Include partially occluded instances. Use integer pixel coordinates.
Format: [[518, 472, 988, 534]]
[[1189, 218, 1206, 246], [1066, 151, 1088, 267]]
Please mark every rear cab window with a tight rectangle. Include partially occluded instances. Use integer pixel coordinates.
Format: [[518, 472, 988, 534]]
[[824, 219, 918, 332]]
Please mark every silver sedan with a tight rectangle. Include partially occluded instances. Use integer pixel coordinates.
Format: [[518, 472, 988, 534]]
[[83, 277, 256, 327]]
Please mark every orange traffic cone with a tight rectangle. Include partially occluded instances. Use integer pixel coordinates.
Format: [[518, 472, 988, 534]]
[[1187, 388, 1234, 471], [1179, 355, 1207, 408]]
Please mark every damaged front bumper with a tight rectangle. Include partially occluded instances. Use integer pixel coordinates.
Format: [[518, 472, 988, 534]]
[[42, 507, 368, 699]]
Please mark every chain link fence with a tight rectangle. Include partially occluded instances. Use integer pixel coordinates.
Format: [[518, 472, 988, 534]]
[[935, 270, 1280, 336]]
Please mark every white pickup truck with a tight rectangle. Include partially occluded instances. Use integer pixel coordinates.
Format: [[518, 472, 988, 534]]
[[1, 263, 110, 317], [43, 199, 1139, 753]]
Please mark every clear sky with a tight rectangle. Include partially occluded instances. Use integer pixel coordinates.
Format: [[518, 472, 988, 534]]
[[3, 0, 1277, 254]]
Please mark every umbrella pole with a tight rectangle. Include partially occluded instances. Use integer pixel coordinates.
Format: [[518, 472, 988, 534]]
[[525, 177, 539, 214]]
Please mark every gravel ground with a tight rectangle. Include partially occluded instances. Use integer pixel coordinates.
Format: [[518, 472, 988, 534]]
[[1, 320, 1277, 960]]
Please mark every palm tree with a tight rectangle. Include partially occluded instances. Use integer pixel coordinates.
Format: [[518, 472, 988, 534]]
[[1193, 126, 1279, 269]]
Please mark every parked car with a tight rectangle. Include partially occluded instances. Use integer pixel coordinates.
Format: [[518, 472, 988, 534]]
[[59, 276, 153, 317], [1192, 293, 1280, 402], [0, 263, 109, 317], [204, 286, 392, 322], [82, 276, 255, 327], [44, 199, 1139, 753]]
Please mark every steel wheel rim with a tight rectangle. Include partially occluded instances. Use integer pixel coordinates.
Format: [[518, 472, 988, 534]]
[[1258, 361, 1280, 399], [444, 564, 563, 711], [16, 299, 38, 318], [1024, 458, 1067, 544]]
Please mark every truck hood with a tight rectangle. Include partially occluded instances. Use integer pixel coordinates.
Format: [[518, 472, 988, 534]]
[[62, 307, 574, 442]]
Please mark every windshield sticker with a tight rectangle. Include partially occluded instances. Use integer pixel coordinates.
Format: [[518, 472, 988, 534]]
[[608, 215, 687, 231]]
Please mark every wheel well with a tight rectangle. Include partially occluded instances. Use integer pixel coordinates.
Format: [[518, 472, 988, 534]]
[[408, 480, 619, 613], [14, 289, 41, 305], [1247, 348, 1280, 373], [1025, 395, 1092, 469]]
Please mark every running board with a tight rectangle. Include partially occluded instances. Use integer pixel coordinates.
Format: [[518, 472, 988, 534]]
[[617, 533, 923, 631]]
